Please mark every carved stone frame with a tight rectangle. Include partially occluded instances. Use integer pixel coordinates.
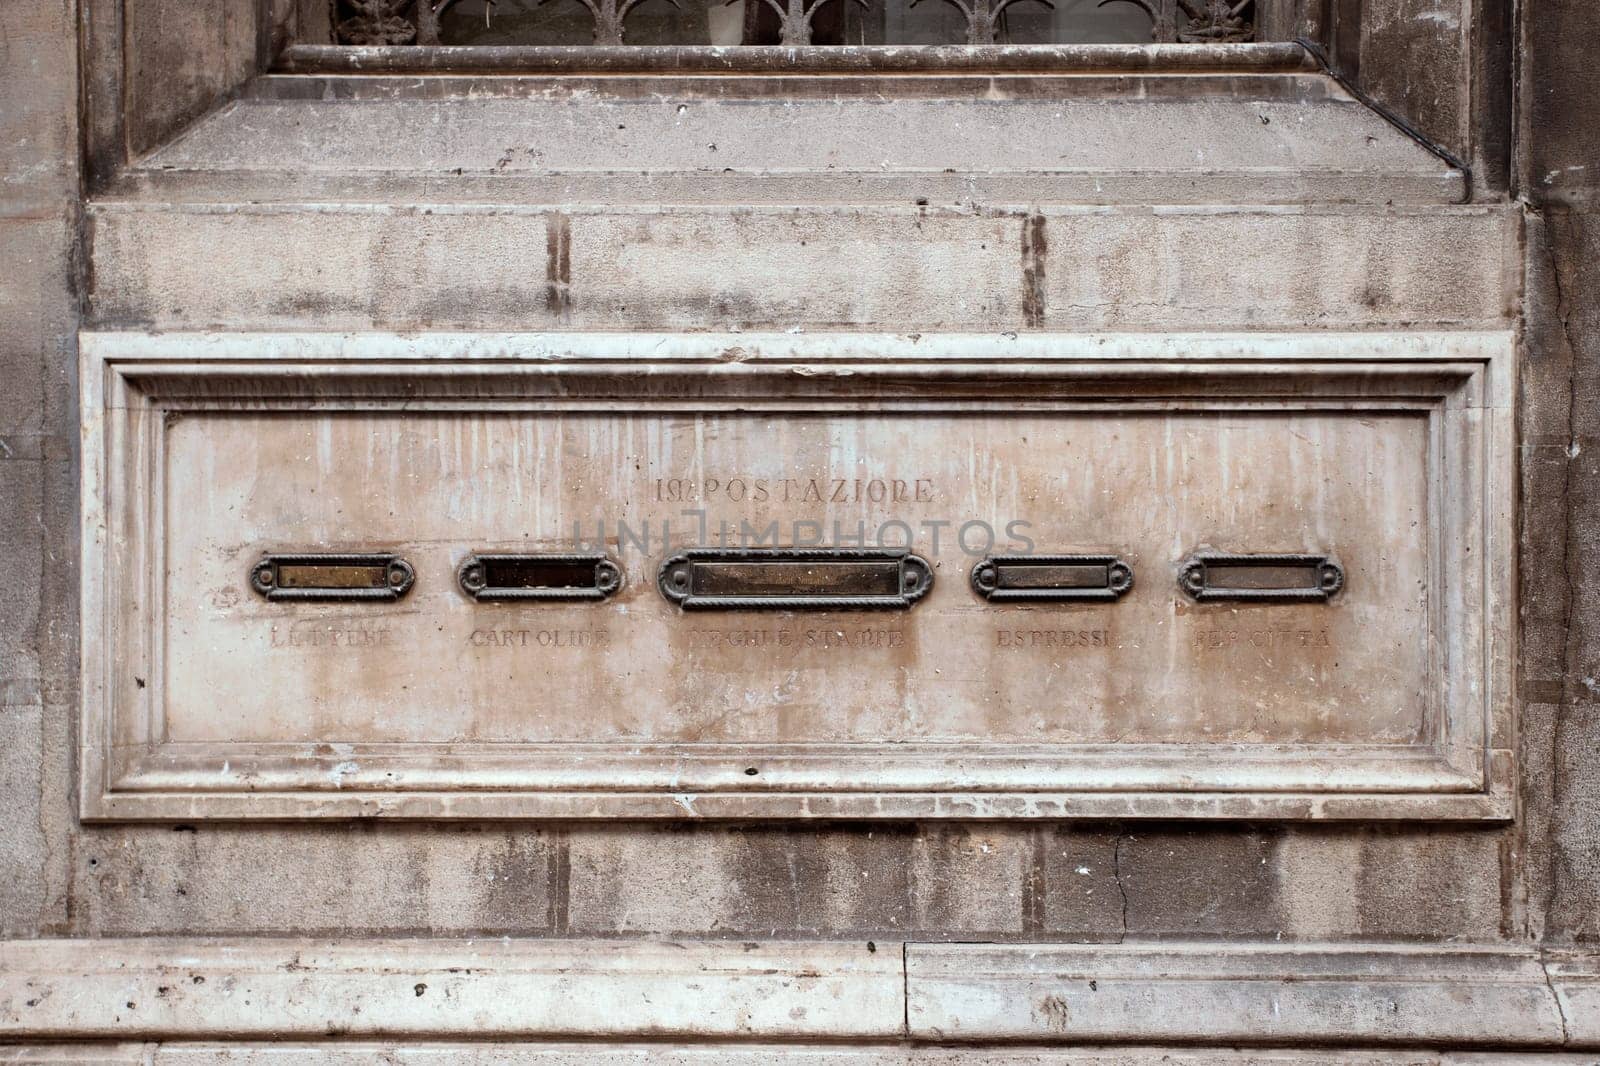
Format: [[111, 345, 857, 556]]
[[79, 330, 1514, 821]]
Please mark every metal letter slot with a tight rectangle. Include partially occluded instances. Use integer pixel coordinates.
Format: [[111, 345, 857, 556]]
[[1178, 552, 1345, 603], [250, 553, 415, 602], [458, 552, 622, 602], [971, 554, 1134, 602], [658, 548, 933, 610]]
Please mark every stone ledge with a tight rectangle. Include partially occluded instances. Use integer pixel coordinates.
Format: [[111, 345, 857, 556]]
[[8, 1047, 1600, 1065], [907, 943, 1584, 1046], [82, 203, 1518, 333], [118, 90, 1464, 208], [0, 939, 900, 1040], [2, 940, 1597, 1047]]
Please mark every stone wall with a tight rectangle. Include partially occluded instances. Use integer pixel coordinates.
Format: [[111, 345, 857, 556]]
[[1, 0, 1597, 1055], [1520, 0, 1600, 949], [0, 0, 77, 940]]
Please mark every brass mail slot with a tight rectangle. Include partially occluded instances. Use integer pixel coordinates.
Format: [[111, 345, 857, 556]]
[[659, 548, 933, 610], [971, 554, 1134, 602], [250, 553, 415, 602], [1178, 552, 1345, 603], [459, 552, 622, 602]]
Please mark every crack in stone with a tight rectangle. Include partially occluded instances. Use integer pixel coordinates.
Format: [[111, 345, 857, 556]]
[[1540, 208, 1584, 941], [1540, 956, 1572, 1045], [1112, 829, 1129, 944], [1544, 211, 1582, 710], [901, 940, 911, 1038]]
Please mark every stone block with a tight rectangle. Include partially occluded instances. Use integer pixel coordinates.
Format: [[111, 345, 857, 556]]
[[1358, 0, 1467, 155], [1038, 829, 1125, 940], [86, 205, 1517, 333], [0, 218, 76, 440], [75, 826, 556, 935], [0, 0, 77, 212], [0, 709, 48, 936], [906, 942, 1565, 1045], [1115, 828, 1283, 938], [123, 0, 258, 156], [1040, 207, 1514, 331], [564, 825, 1045, 937], [0, 455, 75, 712], [1545, 701, 1600, 943], [1276, 827, 1508, 940]]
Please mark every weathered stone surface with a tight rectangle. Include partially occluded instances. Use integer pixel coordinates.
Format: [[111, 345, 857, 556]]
[[905, 943, 1568, 1045], [0, 454, 74, 703], [1521, 210, 1600, 710], [0, 939, 904, 1040], [75, 827, 556, 935], [0, 0, 77, 213], [7, 0, 1600, 1053], [85, 205, 1517, 332], [124, 89, 1465, 206], [1276, 827, 1508, 940], [1549, 952, 1600, 1044], [1516, 0, 1600, 955], [0, 710, 49, 937], [63, 1045, 1600, 1065], [122, 0, 259, 157], [1039, 207, 1514, 330], [0, 0, 78, 945], [1544, 702, 1600, 943], [85, 206, 1021, 331], [10, 1045, 1600, 1066], [1356, 0, 1468, 157], [0, 462, 48, 712], [78, 333, 1511, 823], [564, 825, 1035, 936], [1344, 828, 1508, 939], [1116, 829, 1283, 938], [906, 826, 1031, 934], [0, 221, 78, 721], [0, 1049, 142, 1065], [0, 219, 75, 446], [1524, 0, 1600, 206], [153, 410, 1434, 749], [1036, 829, 1125, 939], [1519, 206, 1600, 949]]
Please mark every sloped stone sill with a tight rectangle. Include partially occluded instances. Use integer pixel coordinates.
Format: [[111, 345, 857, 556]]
[[1, 940, 1595, 1047]]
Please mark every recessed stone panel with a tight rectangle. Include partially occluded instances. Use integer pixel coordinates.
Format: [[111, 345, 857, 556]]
[[78, 331, 1514, 820]]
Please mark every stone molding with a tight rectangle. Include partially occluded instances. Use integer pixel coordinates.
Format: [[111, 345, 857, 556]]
[[1, 939, 1596, 1048], [6, 1048, 1600, 1065], [78, 330, 1516, 823]]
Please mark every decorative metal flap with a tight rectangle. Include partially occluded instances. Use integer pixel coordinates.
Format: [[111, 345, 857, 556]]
[[458, 552, 623, 602], [250, 553, 415, 602], [1178, 552, 1344, 603], [971, 554, 1134, 602], [658, 548, 933, 610]]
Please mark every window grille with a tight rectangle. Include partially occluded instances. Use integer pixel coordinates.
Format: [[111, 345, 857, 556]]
[[329, 0, 1253, 47]]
